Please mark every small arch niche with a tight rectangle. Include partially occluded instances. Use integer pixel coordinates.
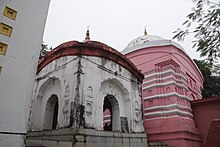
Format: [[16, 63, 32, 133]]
[[166, 87, 170, 93], [43, 94, 59, 130]]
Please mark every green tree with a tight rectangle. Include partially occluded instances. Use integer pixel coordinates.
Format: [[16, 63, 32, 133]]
[[194, 59, 220, 98], [39, 43, 52, 61], [212, 63, 220, 76], [173, 0, 220, 63]]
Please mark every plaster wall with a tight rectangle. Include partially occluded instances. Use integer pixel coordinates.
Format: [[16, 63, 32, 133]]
[[81, 56, 143, 132], [26, 128, 148, 147], [29, 56, 78, 130], [0, 0, 50, 146], [191, 97, 220, 146], [124, 43, 203, 147], [30, 55, 144, 133], [126, 45, 203, 99]]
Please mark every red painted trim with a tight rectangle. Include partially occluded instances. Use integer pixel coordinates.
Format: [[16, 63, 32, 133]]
[[191, 96, 220, 105], [37, 40, 144, 81]]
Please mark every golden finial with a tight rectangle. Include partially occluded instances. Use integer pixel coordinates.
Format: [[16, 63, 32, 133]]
[[84, 25, 90, 41], [144, 26, 147, 35]]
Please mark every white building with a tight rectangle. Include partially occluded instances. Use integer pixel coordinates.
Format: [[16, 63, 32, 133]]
[[0, 1, 50, 146], [29, 38, 145, 133]]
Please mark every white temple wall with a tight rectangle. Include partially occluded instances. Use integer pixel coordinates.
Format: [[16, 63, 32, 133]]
[[29, 56, 78, 130], [32, 78, 61, 130], [81, 56, 144, 132], [30, 55, 144, 133]]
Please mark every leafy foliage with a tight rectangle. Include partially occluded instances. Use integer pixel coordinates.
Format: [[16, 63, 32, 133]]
[[212, 63, 220, 76], [194, 59, 220, 98], [39, 43, 52, 61], [173, 0, 220, 63]]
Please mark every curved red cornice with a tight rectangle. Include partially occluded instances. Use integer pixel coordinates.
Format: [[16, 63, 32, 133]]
[[37, 40, 144, 81]]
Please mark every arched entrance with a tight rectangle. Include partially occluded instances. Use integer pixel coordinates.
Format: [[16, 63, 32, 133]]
[[103, 95, 120, 132], [43, 94, 59, 130]]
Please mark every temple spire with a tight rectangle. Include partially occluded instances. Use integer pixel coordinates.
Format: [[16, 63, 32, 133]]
[[84, 26, 90, 41], [144, 26, 147, 35]]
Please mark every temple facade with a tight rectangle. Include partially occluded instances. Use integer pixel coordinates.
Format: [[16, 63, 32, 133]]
[[26, 37, 148, 147], [121, 31, 204, 147], [1, 1, 219, 147]]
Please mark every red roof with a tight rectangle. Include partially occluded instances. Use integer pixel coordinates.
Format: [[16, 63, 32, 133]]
[[37, 40, 144, 81]]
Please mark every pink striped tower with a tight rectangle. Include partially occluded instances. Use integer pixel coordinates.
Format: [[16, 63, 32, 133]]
[[103, 109, 111, 126], [121, 31, 204, 147]]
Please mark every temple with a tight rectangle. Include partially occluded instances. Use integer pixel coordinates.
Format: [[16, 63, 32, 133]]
[[121, 30, 203, 147], [1, 1, 220, 146], [27, 33, 148, 146]]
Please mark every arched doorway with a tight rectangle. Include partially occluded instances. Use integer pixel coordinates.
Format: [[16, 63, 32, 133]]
[[43, 94, 59, 130], [103, 95, 120, 132]]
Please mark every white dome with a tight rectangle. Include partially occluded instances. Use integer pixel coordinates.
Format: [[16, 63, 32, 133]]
[[121, 33, 165, 54], [121, 33, 203, 81], [126, 34, 164, 49]]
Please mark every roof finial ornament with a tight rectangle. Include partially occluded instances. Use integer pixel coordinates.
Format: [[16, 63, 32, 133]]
[[84, 25, 90, 41], [144, 26, 147, 35]]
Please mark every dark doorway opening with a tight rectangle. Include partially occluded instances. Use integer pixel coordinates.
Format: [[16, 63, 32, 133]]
[[103, 98, 112, 131], [52, 100, 58, 129], [43, 94, 59, 130], [103, 95, 120, 132]]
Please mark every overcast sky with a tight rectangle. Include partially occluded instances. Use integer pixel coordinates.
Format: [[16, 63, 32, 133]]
[[43, 0, 201, 59]]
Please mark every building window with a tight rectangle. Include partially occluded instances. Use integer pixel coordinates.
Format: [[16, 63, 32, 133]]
[[3, 6, 17, 20], [0, 42, 8, 55], [0, 22, 13, 37]]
